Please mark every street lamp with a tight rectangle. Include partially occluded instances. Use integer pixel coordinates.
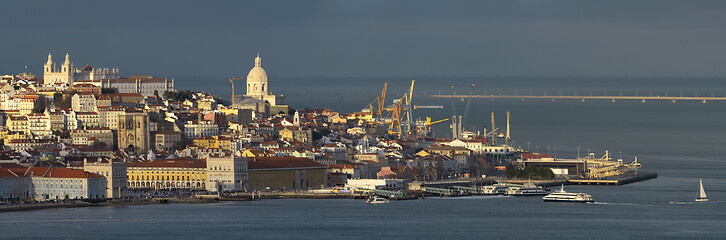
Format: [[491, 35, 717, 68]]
[[577, 146, 581, 158]]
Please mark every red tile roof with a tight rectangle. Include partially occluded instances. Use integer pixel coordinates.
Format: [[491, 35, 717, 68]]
[[25, 167, 104, 178]]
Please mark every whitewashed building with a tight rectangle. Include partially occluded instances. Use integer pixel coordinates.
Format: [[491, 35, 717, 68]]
[[205, 153, 248, 192]]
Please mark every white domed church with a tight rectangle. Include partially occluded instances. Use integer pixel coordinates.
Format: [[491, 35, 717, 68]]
[[243, 53, 283, 106], [232, 53, 285, 116]]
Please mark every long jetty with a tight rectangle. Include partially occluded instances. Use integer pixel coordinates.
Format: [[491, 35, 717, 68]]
[[427, 94, 726, 103]]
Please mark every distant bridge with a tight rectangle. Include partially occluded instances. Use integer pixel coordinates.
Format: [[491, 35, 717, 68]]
[[427, 94, 726, 103]]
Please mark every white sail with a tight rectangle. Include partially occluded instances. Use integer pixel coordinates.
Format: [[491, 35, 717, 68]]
[[698, 179, 708, 199]]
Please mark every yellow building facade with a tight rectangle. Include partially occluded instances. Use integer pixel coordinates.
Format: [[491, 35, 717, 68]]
[[127, 158, 207, 190], [193, 136, 231, 151]]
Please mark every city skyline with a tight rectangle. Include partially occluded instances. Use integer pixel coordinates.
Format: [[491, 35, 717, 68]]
[[3, 1, 726, 78]]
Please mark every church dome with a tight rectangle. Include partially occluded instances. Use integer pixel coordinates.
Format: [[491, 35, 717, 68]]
[[246, 53, 268, 84]]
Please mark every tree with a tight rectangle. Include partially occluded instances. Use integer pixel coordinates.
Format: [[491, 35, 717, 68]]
[[33, 96, 48, 113], [102, 88, 118, 94], [90, 141, 109, 150], [505, 163, 522, 178], [53, 92, 63, 106]]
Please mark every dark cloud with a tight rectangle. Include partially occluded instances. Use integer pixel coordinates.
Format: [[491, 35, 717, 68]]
[[2, 0, 726, 78]]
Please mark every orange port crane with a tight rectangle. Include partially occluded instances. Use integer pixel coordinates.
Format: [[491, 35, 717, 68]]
[[229, 77, 244, 103], [384, 80, 415, 137], [363, 82, 388, 120]]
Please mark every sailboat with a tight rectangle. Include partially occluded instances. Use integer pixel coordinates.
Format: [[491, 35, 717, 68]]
[[695, 178, 709, 202]]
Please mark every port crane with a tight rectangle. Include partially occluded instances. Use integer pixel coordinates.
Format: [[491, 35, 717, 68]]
[[362, 82, 387, 120], [382, 80, 415, 137], [229, 77, 244, 103], [583, 151, 642, 178]]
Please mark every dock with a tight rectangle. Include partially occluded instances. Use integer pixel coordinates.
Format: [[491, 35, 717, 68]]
[[568, 171, 657, 185], [427, 94, 726, 103]]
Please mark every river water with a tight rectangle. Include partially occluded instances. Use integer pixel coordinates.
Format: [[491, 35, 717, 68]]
[[2, 77, 725, 239]]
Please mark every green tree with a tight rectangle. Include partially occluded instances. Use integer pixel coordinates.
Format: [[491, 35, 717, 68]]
[[154, 90, 161, 99], [505, 163, 520, 178], [33, 96, 48, 113]]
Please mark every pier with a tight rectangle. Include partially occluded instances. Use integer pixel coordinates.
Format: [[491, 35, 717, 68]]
[[568, 171, 658, 186], [427, 94, 726, 103]]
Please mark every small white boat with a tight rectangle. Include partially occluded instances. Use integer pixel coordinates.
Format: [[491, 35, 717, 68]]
[[542, 185, 593, 203], [696, 178, 709, 202], [365, 196, 389, 204], [506, 184, 548, 196]]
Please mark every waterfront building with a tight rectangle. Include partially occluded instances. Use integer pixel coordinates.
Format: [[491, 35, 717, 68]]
[[346, 179, 407, 190], [43, 53, 119, 85], [481, 145, 515, 156], [26, 167, 107, 201], [0, 168, 31, 202], [81, 157, 128, 198], [127, 158, 207, 190], [71, 93, 97, 112], [327, 164, 363, 179], [247, 157, 326, 190], [446, 139, 485, 153], [118, 109, 150, 153], [205, 153, 248, 192]]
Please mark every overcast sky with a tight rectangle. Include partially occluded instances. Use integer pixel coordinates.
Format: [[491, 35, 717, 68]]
[[2, 0, 726, 78]]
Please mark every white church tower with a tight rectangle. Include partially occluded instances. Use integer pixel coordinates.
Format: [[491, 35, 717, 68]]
[[293, 111, 300, 127], [44, 53, 74, 85]]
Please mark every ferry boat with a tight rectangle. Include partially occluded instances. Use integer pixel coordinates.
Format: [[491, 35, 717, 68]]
[[542, 185, 593, 203], [365, 196, 389, 204], [505, 184, 548, 196], [482, 184, 509, 195]]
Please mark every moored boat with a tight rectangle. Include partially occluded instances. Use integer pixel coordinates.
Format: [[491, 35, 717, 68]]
[[482, 184, 509, 195], [506, 184, 548, 196], [365, 196, 390, 204]]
